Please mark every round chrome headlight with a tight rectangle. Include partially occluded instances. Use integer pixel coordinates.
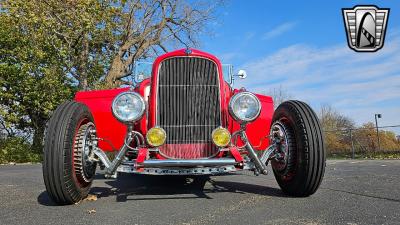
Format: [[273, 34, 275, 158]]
[[112, 92, 145, 123], [229, 92, 261, 123]]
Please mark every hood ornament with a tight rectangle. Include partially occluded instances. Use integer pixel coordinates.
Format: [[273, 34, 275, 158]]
[[185, 48, 192, 55]]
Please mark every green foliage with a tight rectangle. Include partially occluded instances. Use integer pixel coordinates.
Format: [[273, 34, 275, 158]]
[[0, 3, 76, 152], [0, 137, 41, 163], [0, 0, 215, 159], [1, 0, 119, 88], [0, 0, 119, 152]]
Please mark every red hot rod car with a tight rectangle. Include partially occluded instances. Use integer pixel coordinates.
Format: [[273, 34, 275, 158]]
[[43, 49, 325, 205]]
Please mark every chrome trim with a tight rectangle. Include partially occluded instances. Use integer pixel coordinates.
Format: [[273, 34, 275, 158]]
[[125, 130, 145, 150], [93, 148, 111, 168], [228, 92, 261, 123], [92, 128, 135, 176], [155, 56, 223, 159], [268, 121, 290, 171], [111, 91, 146, 123], [140, 158, 237, 168], [155, 56, 223, 126], [117, 164, 237, 175], [150, 147, 228, 160], [260, 145, 276, 165], [240, 129, 268, 175]]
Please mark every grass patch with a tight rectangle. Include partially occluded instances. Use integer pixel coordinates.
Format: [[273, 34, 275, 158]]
[[327, 151, 400, 160]]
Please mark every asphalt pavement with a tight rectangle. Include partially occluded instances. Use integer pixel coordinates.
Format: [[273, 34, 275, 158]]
[[0, 160, 399, 225]]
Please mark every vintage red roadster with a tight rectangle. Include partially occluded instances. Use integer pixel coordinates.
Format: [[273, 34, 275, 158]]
[[43, 48, 325, 205]]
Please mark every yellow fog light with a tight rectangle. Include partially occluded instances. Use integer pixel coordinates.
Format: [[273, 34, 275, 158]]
[[212, 127, 231, 147], [146, 127, 166, 147]]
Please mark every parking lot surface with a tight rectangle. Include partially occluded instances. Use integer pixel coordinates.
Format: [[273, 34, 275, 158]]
[[0, 160, 399, 225]]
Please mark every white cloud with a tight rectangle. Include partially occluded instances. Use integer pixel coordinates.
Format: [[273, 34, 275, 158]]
[[244, 32, 255, 41], [263, 22, 298, 40], [219, 52, 241, 62], [235, 32, 400, 132]]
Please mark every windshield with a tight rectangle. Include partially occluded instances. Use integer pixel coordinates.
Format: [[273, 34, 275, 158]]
[[221, 64, 233, 83]]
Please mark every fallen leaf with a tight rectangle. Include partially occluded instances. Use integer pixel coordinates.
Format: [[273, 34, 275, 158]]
[[88, 209, 96, 214], [85, 194, 98, 201]]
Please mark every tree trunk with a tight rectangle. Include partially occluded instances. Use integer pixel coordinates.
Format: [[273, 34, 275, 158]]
[[105, 54, 126, 88], [32, 123, 45, 154], [105, 40, 154, 88], [77, 34, 89, 90]]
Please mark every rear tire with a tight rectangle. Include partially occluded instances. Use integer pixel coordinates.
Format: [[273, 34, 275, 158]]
[[43, 101, 97, 205], [271, 100, 325, 196]]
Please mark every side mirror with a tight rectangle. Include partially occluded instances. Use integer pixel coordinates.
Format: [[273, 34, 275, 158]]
[[236, 69, 247, 79]]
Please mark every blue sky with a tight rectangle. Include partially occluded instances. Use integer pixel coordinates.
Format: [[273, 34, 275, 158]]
[[198, 0, 400, 134]]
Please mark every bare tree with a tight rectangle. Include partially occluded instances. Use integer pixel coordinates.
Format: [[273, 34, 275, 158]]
[[11, 0, 219, 90], [319, 104, 355, 131], [105, 0, 219, 87], [264, 85, 292, 108]]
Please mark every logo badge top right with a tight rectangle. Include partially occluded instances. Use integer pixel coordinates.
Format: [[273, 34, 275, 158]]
[[342, 5, 390, 52]]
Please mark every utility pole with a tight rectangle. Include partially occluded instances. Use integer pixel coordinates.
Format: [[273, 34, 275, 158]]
[[374, 114, 382, 151]]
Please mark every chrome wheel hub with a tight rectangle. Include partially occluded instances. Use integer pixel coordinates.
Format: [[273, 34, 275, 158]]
[[270, 121, 289, 171], [74, 122, 97, 184]]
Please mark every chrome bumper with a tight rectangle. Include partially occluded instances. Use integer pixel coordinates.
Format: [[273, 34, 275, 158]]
[[117, 164, 238, 175], [116, 159, 241, 175]]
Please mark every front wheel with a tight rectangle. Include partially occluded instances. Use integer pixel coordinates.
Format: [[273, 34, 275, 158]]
[[43, 101, 97, 205], [270, 100, 325, 197]]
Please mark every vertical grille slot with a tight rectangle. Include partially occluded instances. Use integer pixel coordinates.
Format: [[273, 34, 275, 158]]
[[156, 57, 221, 159]]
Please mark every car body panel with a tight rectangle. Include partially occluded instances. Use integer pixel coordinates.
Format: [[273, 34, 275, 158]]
[[75, 88, 129, 151], [74, 48, 274, 154]]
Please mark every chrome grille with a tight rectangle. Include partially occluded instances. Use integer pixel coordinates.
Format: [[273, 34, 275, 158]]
[[157, 57, 221, 158]]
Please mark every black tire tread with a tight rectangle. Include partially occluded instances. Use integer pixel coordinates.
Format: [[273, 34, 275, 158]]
[[272, 100, 325, 196], [42, 101, 94, 205]]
